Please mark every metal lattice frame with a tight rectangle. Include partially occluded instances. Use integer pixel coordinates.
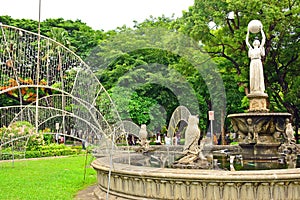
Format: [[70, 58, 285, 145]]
[[113, 120, 141, 139], [0, 24, 124, 156], [167, 106, 191, 144]]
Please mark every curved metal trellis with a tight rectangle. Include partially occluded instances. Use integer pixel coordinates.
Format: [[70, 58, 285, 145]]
[[167, 105, 191, 144], [0, 24, 124, 158], [113, 120, 141, 140]]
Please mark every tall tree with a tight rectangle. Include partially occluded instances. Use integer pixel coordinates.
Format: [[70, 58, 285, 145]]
[[0, 16, 104, 58], [177, 0, 300, 142], [90, 16, 226, 133]]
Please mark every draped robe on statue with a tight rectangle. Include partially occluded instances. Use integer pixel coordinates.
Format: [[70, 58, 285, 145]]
[[248, 46, 265, 94]]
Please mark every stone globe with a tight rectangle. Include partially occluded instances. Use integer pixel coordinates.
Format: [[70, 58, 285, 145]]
[[248, 20, 262, 33]]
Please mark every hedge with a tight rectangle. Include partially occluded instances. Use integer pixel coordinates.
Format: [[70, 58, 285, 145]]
[[0, 144, 84, 160]]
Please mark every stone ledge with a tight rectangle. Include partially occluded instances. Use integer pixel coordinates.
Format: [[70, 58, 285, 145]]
[[92, 154, 300, 200]]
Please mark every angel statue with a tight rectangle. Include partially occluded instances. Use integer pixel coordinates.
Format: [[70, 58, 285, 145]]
[[246, 20, 266, 94]]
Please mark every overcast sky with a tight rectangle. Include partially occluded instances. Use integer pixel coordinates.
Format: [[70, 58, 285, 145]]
[[0, 0, 194, 30]]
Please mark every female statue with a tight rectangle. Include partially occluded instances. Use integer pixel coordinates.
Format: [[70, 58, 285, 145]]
[[245, 26, 266, 94]]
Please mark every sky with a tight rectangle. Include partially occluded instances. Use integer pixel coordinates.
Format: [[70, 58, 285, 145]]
[[0, 0, 194, 30]]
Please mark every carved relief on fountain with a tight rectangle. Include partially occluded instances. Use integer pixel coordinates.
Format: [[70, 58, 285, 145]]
[[247, 93, 269, 112], [230, 113, 291, 145]]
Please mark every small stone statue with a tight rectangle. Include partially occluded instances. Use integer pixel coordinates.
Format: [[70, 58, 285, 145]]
[[285, 119, 295, 144], [183, 115, 201, 155], [176, 115, 202, 165], [137, 124, 150, 152], [278, 119, 299, 167], [246, 20, 266, 94], [246, 118, 258, 143]]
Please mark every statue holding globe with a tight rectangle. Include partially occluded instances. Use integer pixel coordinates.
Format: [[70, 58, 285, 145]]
[[246, 20, 266, 95]]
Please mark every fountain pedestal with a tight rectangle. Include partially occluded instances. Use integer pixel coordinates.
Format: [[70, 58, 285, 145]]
[[229, 87, 292, 159], [239, 143, 281, 159], [228, 112, 291, 159], [247, 92, 269, 112]]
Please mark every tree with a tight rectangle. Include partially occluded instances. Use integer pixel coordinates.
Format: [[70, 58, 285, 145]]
[[178, 0, 300, 142], [0, 16, 104, 58], [89, 16, 227, 134]]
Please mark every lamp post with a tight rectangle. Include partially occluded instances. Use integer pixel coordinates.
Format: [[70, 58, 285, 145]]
[[208, 111, 214, 145], [55, 122, 59, 144]]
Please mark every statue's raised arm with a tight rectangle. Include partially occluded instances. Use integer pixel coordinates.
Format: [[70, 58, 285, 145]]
[[245, 30, 252, 49], [260, 28, 266, 57], [260, 28, 266, 47]]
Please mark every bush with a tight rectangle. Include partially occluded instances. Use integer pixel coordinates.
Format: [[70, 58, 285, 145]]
[[0, 148, 26, 160], [25, 150, 41, 158], [43, 133, 54, 145], [0, 121, 44, 151], [0, 144, 84, 160], [230, 141, 239, 145], [25, 144, 84, 158]]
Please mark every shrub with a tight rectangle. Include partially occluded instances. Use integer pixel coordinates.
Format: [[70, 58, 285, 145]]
[[24, 144, 84, 158], [0, 144, 84, 160], [230, 141, 239, 145], [43, 133, 54, 145], [0, 121, 44, 150]]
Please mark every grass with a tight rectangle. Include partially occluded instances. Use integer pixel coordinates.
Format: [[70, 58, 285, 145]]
[[0, 155, 97, 200]]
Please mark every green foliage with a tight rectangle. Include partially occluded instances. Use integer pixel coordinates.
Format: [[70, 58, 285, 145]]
[[42, 18, 104, 58], [25, 144, 83, 158], [43, 133, 54, 145], [230, 141, 239, 146], [133, 14, 176, 29], [0, 16, 104, 58], [91, 23, 223, 132], [1, 144, 83, 160], [0, 121, 44, 150], [0, 94, 19, 106]]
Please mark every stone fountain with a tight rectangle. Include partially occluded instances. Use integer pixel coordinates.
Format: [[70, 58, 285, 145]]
[[228, 20, 297, 160], [91, 20, 300, 200]]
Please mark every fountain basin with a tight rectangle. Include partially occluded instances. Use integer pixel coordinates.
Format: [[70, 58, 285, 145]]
[[92, 153, 300, 200], [228, 112, 291, 159]]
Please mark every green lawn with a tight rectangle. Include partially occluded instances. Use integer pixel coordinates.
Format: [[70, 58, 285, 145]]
[[0, 155, 97, 200]]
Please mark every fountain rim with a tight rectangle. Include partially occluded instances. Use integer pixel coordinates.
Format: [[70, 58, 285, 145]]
[[92, 153, 300, 181], [227, 112, 292, 118]]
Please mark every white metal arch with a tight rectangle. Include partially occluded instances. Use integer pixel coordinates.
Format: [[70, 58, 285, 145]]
[[167, 106, 191, 144], [0, 24, 124, 155]]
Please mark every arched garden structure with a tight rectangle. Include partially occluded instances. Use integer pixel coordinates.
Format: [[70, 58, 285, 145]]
[[167, 106, 191, 145], [0, 24, 124, 158]]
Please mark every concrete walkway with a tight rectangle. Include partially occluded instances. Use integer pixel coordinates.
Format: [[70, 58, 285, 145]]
[[75, 185, 98, 200], [75, 185, 127, 200]]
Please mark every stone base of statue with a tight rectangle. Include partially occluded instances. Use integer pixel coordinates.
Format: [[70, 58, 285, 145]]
[[239, 142, 282, 160], [172, 152, 212, 169], [247, 92, 269, 112]]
